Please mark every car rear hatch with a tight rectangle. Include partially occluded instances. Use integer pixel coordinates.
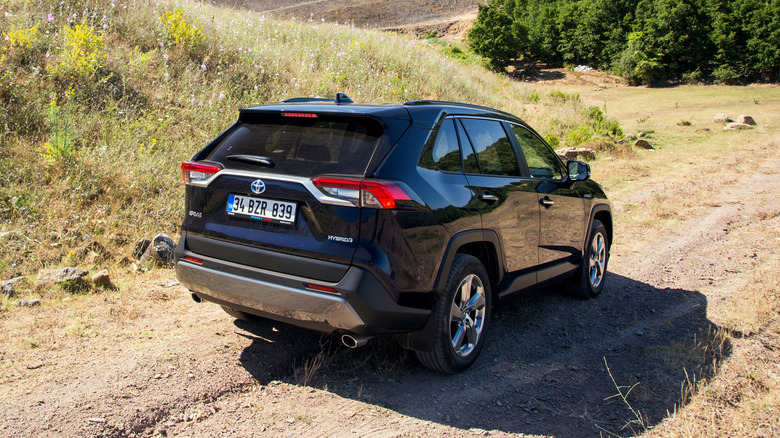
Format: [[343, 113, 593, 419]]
[[181, 103, 411, 283]]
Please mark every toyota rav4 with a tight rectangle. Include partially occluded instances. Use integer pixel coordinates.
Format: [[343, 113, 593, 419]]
[[175, 94, 612, 373]]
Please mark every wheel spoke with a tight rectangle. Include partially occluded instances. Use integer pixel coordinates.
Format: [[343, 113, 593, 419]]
[[465, 323, 478, 346], [450, 301, 463, 321], [464, 291, 486, 313], [451, 324, 465, 351]]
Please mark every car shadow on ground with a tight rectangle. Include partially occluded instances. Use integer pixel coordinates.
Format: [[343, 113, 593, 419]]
[[236, 272, 729, 437]]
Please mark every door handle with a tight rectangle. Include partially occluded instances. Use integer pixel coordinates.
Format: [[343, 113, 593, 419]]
[[540, 197, 554, 208], [479, 194, 499, 203]]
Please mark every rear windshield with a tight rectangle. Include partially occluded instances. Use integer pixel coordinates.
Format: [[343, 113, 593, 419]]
[[206, 115, 383, 176]]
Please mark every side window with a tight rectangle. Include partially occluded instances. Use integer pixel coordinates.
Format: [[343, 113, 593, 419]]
[[511, 125, 564, 179], [432, 119, 462, 172], [460, 118, 520, 176], [456, 120, 481, 174]]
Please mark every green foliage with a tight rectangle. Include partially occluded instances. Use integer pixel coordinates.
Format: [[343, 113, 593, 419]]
[[615, 32, 667, 86], [544, 133, 560, 148], [42, 92, 76, 165], [467, 0, 779, 84], [467, 0, 519, 71]]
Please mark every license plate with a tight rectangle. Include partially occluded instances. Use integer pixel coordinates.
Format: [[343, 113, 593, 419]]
[[226, 194, 297, 225]]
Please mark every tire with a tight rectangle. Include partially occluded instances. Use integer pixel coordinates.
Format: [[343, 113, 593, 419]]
[[416, 254, 492, 374], [221, 305, 261, 322], [566, 219, 609, 299]]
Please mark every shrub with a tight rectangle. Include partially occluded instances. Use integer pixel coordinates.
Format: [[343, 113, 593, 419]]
[[49, 24, 106, 79], [160, 9, 205, 51], [42, 92, 76, 165], [2, 23, 41, 63]]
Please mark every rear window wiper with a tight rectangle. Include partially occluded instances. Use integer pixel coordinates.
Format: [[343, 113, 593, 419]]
[[226, 155, 276, 168]]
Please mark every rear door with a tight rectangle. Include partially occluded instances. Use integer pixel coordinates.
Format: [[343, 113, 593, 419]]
[[456, 117, 540, 277], [183, 112, 390, 282]]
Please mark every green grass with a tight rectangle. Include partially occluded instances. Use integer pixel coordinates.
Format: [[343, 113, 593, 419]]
[[0, 0, 617, 280]]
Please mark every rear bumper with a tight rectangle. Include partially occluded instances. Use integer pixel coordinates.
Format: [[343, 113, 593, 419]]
[[175, 239, 431, 336]]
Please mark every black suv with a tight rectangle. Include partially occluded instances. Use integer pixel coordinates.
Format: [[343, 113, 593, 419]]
[[175, 95, 612, 373]]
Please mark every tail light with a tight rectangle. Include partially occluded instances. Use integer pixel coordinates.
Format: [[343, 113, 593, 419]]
[[312, 177, 423, 210], [181, 161, 221, 185]]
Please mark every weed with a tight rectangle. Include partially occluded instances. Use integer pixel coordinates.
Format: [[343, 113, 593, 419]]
[[160, 9, 205, 50], [600, 357, 648, 436], [293, 344, 331, 386], [42, 91, 76, 165]]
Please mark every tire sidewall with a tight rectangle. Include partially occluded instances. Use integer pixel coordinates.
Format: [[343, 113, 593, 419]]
[[436, 254, 492, 372], [585, 221, 609, 297]]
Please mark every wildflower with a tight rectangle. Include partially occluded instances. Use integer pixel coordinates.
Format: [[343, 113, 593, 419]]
[[102, 24, 108, 29], [212, 93, 217, 99], [45, 51, 50, 57], [218, 92, 224, 99], [10, 196, 17, 203], [48, 13, 54, 22], [164, 72, 169, 78], [163, 54, 169, 60], [198, 101, 203, 106], [201, 64, 206, 70], [191, 98, 196, 104]]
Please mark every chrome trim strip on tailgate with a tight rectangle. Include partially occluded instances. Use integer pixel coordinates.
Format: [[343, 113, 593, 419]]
[[190, 170, 355, 207]]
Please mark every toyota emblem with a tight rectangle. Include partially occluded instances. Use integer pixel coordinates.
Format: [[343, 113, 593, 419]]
[[250, 179, 266, 194]]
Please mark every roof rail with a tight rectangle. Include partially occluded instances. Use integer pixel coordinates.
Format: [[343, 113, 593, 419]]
[[404, 100, 515, 117], [282, 93, 354, 104]]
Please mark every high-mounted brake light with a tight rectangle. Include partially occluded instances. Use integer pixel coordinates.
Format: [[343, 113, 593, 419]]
[[281, 112, 318, 118], [181, 161, 221, 184], [312, 177, 413, 209]]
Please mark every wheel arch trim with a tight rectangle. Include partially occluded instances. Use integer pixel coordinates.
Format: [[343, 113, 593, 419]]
[[433, 230, 505, 295]]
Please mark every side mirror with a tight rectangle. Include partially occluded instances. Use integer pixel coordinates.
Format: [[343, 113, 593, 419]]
[[567, 160, 590, 181]]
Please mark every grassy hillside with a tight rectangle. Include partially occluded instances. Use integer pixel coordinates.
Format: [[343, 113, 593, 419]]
[[0, 0, 616, 280]]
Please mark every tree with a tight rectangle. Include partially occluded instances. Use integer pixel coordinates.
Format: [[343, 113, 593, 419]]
[[467, 0, 520, 71]]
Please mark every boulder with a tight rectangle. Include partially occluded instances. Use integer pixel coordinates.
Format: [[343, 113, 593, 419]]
[[91, 270, 113, 289], [1, 276, 26, 297], [132, 238, 152, 259], [17, 299, 41, 307], [713, 114, 732, 123], [138, 234, 176, 268], [634, 139, 654, 150], [36, 267, 89, 291], [723, 122, 752, 131], [736, 115, 756, 125], [556, 147, 596, 161]]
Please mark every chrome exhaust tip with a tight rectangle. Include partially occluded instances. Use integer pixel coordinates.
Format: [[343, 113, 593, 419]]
[[341, 333, 369, 349]]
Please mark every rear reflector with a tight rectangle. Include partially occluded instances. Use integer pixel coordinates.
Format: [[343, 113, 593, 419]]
[[305, 283, 338, 294], [181, 161, 221, 184], [312, 177, 413, 209], [183, 256, 204, 265], [281, 112, 318, 118]]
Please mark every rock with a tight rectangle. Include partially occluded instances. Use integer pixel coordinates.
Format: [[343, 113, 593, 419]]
[[17, 299, 41, 307], [138, 234, 176, 268], [723, 122, 753, 131], [736, 115, 756, 125], [36, 267, 89, 291], [713, 114, 732, 123], [637, 132, 647, 138], [2, 276, 26, 297], [634, 139, 654, 150], [132, 238, 152, 259], [556, 147, 596, 161], [91, 270, 113, 289], [626, 134, 638, 140], [616, 138, 629, 144]]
